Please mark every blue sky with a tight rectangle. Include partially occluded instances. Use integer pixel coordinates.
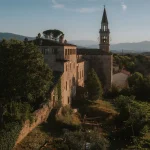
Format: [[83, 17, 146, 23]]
[[0, 0, 150, 43]]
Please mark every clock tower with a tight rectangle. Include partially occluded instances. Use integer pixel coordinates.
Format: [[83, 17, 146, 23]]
[[99, 6, 110, 52]]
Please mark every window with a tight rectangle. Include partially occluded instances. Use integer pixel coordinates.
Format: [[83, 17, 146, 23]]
[[52, 48, 58, 54], [104, 25, 106, 31], [66, 64, 67, 71], [45, 48, 49, 55], [68, 49, 69, 55], [73, 63, 75, 69], [66, 81, 67, 90], [65, 49, 67, 55], [72, 77, 75, 86], [70, 63, 71, 70], [70, 80, 71, 88]]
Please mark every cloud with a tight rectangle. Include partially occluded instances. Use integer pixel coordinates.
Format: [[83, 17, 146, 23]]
[[121, 1, 127, 11], [52, 0, 64, 8], [122, 3, 127, 11], [51, 0, 100, 13]]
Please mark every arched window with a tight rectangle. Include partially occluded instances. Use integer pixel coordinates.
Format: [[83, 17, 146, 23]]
[[104, 25, 106, 31]]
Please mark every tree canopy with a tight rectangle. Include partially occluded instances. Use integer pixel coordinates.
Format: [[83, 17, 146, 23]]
[[115, 95, 150, 139], [43, 29, 64, 41], [0, 39, 53, 105], [86, 68, 103, 100]]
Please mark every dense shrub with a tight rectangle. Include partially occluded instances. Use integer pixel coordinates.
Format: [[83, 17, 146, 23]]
[[0, 122, 22, 150], [63, 130, 109, 150], [0, 39, 53, 106], [114, 95, 150, 138], [56, 106, 81, 129]]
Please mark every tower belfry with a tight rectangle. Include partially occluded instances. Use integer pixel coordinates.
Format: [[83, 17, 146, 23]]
[[99, 6, 110, 52]]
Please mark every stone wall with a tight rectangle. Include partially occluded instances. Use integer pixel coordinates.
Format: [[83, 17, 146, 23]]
[[15, 100, 53, 146], [113, 72, 129, 88], [77, 61, 85, 87]]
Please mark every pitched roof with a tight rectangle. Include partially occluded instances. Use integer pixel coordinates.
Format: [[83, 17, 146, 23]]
[[77, 48, 112, 55], [30, 38, 76, 47], [101, 7, 108, 24]]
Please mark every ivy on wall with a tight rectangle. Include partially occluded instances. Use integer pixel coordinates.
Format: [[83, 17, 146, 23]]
[[54, 79, 62, 108]]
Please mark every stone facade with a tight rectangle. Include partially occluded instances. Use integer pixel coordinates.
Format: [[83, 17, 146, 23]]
[[31, 7, 113, 105], [35, 41, 78, 106], [14, 6, 115, 147]]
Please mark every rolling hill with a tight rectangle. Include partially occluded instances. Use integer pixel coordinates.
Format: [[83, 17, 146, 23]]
[[1, 33, 150, 52], [0, 32, 34, 41]]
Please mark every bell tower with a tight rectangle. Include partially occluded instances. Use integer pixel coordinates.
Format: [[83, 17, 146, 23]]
[[99, 6, 110, 52]]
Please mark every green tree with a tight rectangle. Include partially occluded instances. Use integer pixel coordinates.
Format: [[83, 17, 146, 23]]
[[63, 130, 109, 150], [115, 95, 150, 138], [43, 29, 64, 41], [0, 39, 53, 106], [128, 72, 143, 87], [36, 33, 41, 39], [86, 68, 103, 101]]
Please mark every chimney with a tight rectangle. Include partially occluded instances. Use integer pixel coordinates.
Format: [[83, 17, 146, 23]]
[[64, 40, 67, 44], [59, 34, 64, 43]]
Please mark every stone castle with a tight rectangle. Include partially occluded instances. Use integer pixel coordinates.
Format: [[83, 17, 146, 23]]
[[32, 7, 113, 106]]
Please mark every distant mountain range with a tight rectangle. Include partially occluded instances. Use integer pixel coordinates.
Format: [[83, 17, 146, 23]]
[[0, 32, 34, 41], [1, 33, 150, 53], [70, 40, 150, 53]]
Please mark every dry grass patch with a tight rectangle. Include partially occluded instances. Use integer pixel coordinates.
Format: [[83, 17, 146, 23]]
[[90, 100, 117, 115], [56, 106, 81, 128], [80, 100, 118, 123]]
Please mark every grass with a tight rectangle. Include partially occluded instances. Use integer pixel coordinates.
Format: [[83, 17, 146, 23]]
[[90, 100, 117, 115], [79, 100, 118, 121], [56, 106, 81, 129]]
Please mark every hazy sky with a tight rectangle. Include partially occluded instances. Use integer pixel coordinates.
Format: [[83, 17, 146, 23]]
[[0, 0, 150, 43]]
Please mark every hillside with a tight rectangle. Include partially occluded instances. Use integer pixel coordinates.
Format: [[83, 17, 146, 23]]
[[70, 40, 150, 52], [1, 33, 150, 52], [0, 32, 34, 41]]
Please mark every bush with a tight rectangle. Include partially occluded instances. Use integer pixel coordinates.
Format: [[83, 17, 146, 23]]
[[63, 130, 109, 150], [0, 39, 53, 106], [3, 101, 33, 123], [0, 122, 22, 150], [56, 106, 81, 129], [114, 95, 150, 138]]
